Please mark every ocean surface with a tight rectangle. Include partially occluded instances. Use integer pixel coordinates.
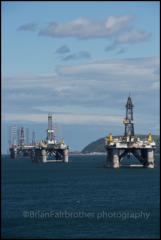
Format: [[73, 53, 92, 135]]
[[1, 154, 160, 239]]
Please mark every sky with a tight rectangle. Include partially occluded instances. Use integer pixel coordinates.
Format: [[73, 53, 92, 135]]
[[1, 1, 160, 153]]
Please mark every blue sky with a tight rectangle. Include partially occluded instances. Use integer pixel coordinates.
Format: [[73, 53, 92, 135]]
[[2, 1, 160, 153]]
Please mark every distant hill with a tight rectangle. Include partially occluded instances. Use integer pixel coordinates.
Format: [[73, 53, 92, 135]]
[[82, 135, 160, 154]]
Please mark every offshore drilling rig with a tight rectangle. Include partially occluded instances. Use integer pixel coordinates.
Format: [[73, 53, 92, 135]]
[[9, 114, 69, 163], [104, 96, 156, 168]]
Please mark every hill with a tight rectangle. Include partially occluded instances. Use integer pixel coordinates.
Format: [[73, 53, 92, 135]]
[[82, 135, 160, 154]]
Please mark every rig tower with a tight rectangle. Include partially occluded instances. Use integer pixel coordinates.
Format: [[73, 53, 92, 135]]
[[124, 95, 134, 137], [8, 126, 11, 150], [104, 96, 156, 168], [47, 113, 56, 144], [17, 127, 21, 146], [32, 131, 36, 146], [20, 127, 24, 146], [12, 126, 17, 146], [26, 128, 29, 146]]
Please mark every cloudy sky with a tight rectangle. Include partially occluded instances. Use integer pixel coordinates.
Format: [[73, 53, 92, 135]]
[[2, 1, 160, 153]]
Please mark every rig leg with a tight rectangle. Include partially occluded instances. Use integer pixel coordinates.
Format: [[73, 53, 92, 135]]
[[140, 149, 147, 164], [144, 149, 155, 168], [31, 150, 35, 160], [107, 148, 119, 168], [41, 149, 47, 163], [34, 149, 41, 162], [56, 151, 60, 161], [63, 149, 69, 163], [10, 148, 17, 159]]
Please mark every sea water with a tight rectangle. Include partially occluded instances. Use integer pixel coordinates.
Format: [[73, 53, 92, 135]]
[[1, 154, 160, 239]]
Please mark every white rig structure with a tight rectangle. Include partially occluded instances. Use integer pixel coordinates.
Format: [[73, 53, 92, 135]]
[[104, 96, 156, 168], [9, 114, 69, 163]]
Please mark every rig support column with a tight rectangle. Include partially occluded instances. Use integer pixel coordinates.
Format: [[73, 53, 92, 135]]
[[140, 149, 147, 165], [34, 149, 41, 162], [63, 148, 69, 163], [107, 148, 119, 168], [41, 149, 47, 163], [10, 147, 16, 159], [144, 148, 154, 168]]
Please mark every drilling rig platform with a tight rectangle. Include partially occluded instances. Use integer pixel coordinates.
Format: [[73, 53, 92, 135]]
[[9, 114, 69, 163], [104, 96, 156, 168]]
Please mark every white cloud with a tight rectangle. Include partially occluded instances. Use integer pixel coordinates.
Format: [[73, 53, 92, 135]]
[[3, 112, 122, 125], [7, 57, 160, 84], [2, 57, 159, 122], [116, 30, 151, 43], [39, 15, 135, 39], [3, 73, 58, 89], [151, 81, 160, 89], [3, 57, 159, 110], [57, 57, 159, 87]]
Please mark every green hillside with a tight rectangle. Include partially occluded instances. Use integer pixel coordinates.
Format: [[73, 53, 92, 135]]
[[82, 135, 160, 153]]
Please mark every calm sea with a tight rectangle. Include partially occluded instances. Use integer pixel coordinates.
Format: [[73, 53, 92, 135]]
[[1, 154, 160, 239]]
